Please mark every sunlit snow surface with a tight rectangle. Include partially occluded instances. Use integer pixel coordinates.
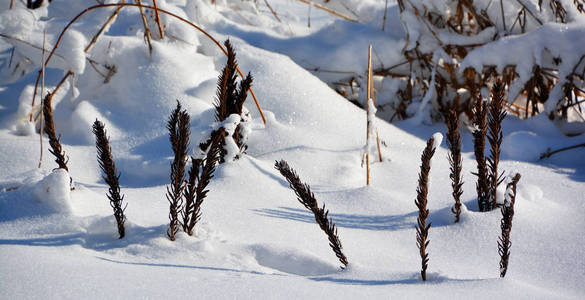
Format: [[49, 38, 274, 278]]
[[1, 1, 584, 299]]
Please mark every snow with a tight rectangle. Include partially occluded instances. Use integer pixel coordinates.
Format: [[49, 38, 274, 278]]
[[1, 1, 584, 299]]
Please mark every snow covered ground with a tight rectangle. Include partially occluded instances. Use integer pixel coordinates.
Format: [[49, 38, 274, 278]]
[[1, 1, 584, 299]]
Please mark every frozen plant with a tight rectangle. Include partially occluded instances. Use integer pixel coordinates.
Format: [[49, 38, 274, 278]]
[[93, 119, 126, 239], [414, 133, 441, 281], [199, 40, 253, 163], [275, 160, 349, 269], [166, 101, 190, 241], [498, 173, 521, 278]]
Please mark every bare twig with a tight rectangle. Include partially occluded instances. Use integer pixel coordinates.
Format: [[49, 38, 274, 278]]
[[85, 1, 124, 53]]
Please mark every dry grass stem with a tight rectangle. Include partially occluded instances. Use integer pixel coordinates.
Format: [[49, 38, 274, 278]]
[[263, 0, 282, 23], [415, 136, 437, 281], [499, 173, 521, 278], [137, 0, 153, 54], [275, 160, 349, 269], [93, 119, 126, 239], [152, 0, 164, 39]]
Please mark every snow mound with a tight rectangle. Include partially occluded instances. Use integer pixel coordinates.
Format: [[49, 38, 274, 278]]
[[0, 169, 71, 221], [250, 244, 339, 276]]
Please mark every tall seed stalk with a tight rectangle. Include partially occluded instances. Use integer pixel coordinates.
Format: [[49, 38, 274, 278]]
[[42, 92, 69, 172], [166, 101, 190, 241], [445, 109, 463, 222], [498, 173, 521, 278], [472, 97, 490, 212], [487, 80, 507, 208], [415, 135, 438, 281], [184, 132, 222, 236], [93, 119, 126, 239], [275, 160, 348, 269]]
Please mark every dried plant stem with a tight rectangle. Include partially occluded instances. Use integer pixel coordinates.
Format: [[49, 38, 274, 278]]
[[366, 45, 372, 185], [10, 0, 14, 10], [152, 0, 164, 39], [499, 173, 521, 278], [43, 92, 69, 172], [294, 0, 358, 23], [365, 45, 383, 185], [85, 1, 124, 53], [29, 3, 266, 125], [93, 119, 126, 239], [275, 160, 349, 269], [487, 81, 507, 208], [263, 0, 281, 22], [166, 101, 190, 241], [473, 97, 490, 212], [415, 136, 437, 281], [38, 32, 46, 169], [185, 132, 222, 235], [136, 0, 153, 54], [445, 110, 463, 222], [539, 143, 585, 160]]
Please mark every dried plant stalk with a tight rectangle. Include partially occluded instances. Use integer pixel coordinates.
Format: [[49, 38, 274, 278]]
[[42, 92, 69, 172], [415, 136, 437, 281], [166, 101, 190, 241], [137, 0, 153, 54], [185, 132, 222, 236], [294, 0, 358, 23], [487, 80, 507, 208], [445, 109, 463, 222], [152, 0, 164, 39], [201, 40, 253, 162], [93, 119, 126, 239], [275, 160, 348, 269], [499, 173, 521, 278], [472, 97, 490, 212]]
